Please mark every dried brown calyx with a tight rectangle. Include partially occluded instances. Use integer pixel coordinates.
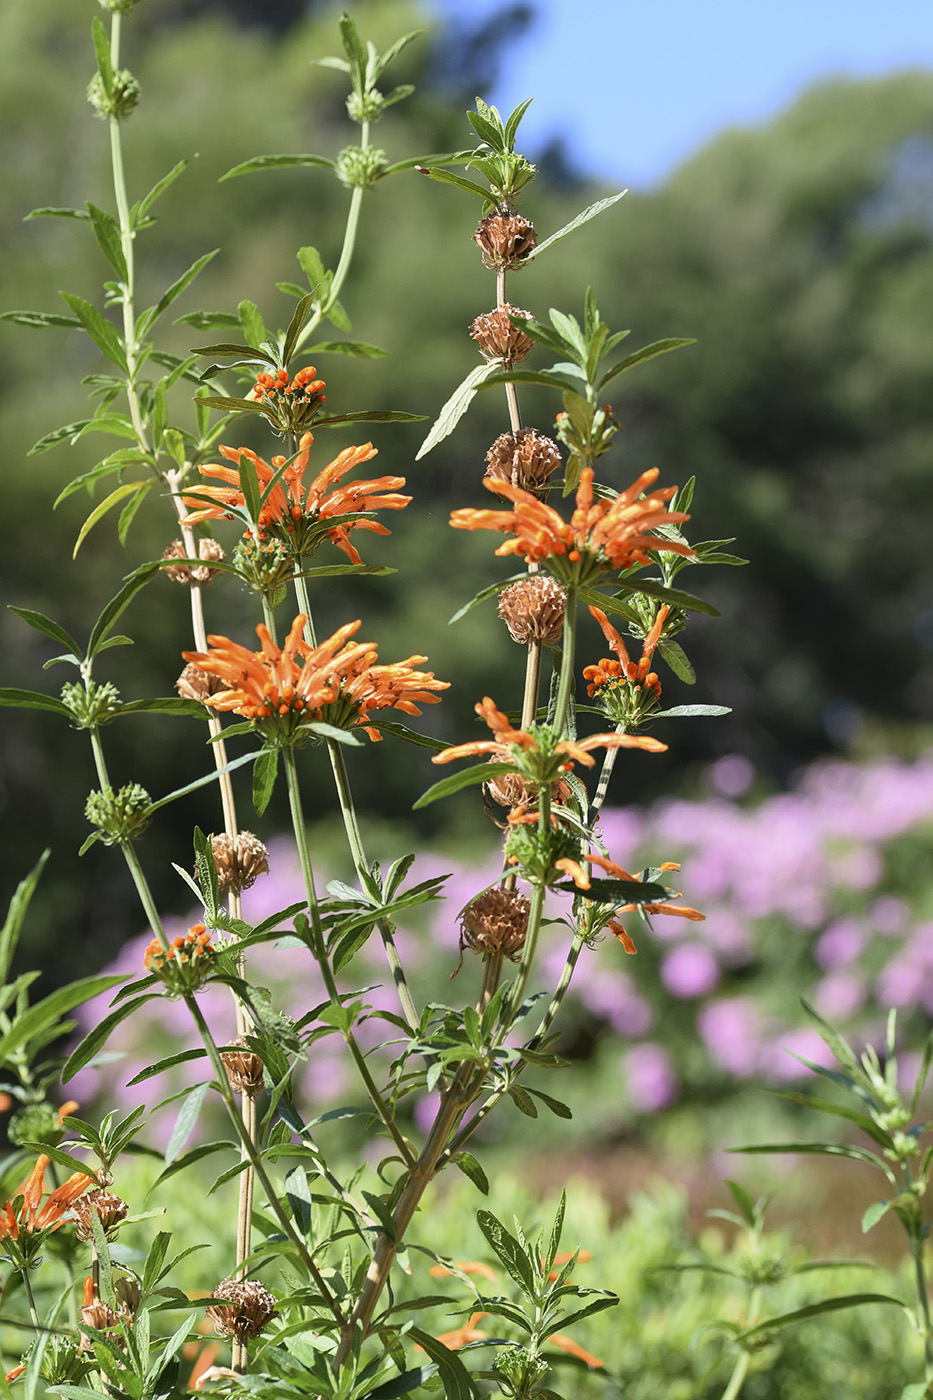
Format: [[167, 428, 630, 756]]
[[175, 662, 226, 706], [497, 576, 567, 644], [221, 1036, 265, 1097], [472, 209, 537, 270], [206, 1279, 278, 1343], [208, 832, 270, 893], [469, 304, 535, 366], [485, 427, 561, 498], [162, 538, 225, 586], [72, 1189, 128, 1242], [460, 888, 530, 961]]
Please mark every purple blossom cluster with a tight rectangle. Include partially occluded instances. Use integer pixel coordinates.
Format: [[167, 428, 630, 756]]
[[73, 750, 933, 1133]]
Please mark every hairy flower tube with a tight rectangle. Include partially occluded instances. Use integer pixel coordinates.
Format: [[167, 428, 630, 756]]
[[450, 466, 692, 587], [0, 1155, 94, 1264], [583, 603, 669, 728], [182, 431, 410, 563], [143, 924, 217, 995], [183, 614, 447, 746]]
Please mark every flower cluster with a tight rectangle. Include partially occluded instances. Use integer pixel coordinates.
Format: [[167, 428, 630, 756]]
[[450, 466, 692, 586], [583, 604, 669, 729], [143, 924, 216, 994], [247, 365, 326, 435], [182, 432, 410, 563], [0, 1155, 93, 1263], [182, 613, 448, 745]]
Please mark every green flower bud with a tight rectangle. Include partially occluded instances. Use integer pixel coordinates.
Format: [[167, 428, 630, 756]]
[[347, 89, 386, 123], [61, 680, 122, 729], [98, 0, 145, 10], [232, 534, 295, 594], [493, 1346, 549, 1395], [87, 68, 141, 120], [85, 783, 151, 845], [7, 1102, 63, 1149], [335, 145, 388, 190]]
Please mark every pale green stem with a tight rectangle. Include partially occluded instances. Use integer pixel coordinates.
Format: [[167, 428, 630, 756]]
[[720, 1283, 761, 1400], [903, 1162, 933, 1379], [282, 747, 415, 1166], [290, 569, 420, 1031], [552, 585, 578, 736], [295, 121, 369, 354]]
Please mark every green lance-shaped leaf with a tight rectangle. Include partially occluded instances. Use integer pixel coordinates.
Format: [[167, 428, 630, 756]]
[[60, 292, 127, 372], [417, 361, 501, 459], [8, 605, 81, 656], [597, 336, 695, 392], [476, 1209, 536, 1293], [0, 974, 127, 1067], [87, 563, 160, 660], [0, 851, 49, 986], [86, 203, 128, 283], [165, 1082, 211, 1166], [415, 164, 493, 203], [414, 762, 515, 809], [253, 748, 280, 815], [0, 309, 82, 329], [138, 250, 219, 337], [736, 1293, 908, 1343], [73, 481, 154, 557], [406, 1331, 478, 1400], [62, 992, 158, 1081], [613, 576, 721, 617], [220, 153, 338, 181], [0, 687, 72, 716]]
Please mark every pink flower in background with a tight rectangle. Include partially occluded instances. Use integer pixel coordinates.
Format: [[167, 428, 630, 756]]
[[660, 944, 720, 999], [625, 1043, 679, 1112]]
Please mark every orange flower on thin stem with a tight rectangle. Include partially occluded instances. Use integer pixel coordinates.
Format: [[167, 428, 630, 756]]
[[584, 604, 669, 716], [182, 432, 410, 563], [450, 466, 692, 585], [432, 697, 665, 787], [0, 1155, 94, 1251], [182, 615, 447, 745]]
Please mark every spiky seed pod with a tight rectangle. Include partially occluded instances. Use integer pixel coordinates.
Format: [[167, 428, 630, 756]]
[[473, 209, 537, 269], [469, 305, 535, 366], [460, 888, 530, 961], [497, 576, 567, 644]]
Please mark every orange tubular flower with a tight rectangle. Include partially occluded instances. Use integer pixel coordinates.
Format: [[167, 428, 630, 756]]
[[547, 1334, 603, 1369], [432, 697, 666, 781], [182, 432, 410, 563], [584, 603, 668, 705], [0, 1155, 93, 1245], [429, 1261, 499, 1283], [420, 1313, 489, 1351], [182, 615, 447, 745], [450, 466, 692, 585]]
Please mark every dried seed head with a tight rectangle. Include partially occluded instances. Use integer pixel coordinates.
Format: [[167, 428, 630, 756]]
[[209, 832, 270, 893], [460, 888, 530, 961], [222, 1037, 265, 1097], [73, 1189, 129, 1242], [206, 1279, 278, 1342], [81, 1297, 121, 1333], [472, 210, 537, 270], [161, 539, 225, 585], [485, 427, 561, 497], [114, 1277, 141, 1321], [484, 771, 540, 809], [469, 305, 534, 366], [497, 577, 567, 645], [176, 662, 226, 706]]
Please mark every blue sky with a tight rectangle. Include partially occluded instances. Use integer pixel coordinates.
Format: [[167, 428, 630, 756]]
[[425, 0, 933, 187]]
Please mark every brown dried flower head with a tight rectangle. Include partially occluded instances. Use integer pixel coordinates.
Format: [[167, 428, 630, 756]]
[[73, 1189, 129, 1242], [209, 832, 270, 893], [473, 209, 537, 270], [222, 1036, 265, 1097], [497, 576, 567, 645], [461, 888, 530, 961], [470, 304, 534, 366], [175, 662, 226, 706], [485, 427, 561, 498], [161, 537, 225, 586], [81, 1298, 121, 1333], [206, 1278, 278, 1343]]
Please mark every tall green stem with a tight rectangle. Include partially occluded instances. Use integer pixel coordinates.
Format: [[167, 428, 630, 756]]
[[282, 748, 415, 1166], [295, 120, 369, 354]]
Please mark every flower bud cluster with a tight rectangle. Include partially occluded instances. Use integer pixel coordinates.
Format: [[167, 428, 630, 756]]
[[248, 366, 326, 436], [555, 401, 619, 465], [233, 533, 295, 595], [60, 680, 122, 729], [85, 783, 151, 845], [143, 924, 216, 995], [336, 145, 388, 190], [7, 1102, 65, 1149], [86, 69, 141, 120]]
